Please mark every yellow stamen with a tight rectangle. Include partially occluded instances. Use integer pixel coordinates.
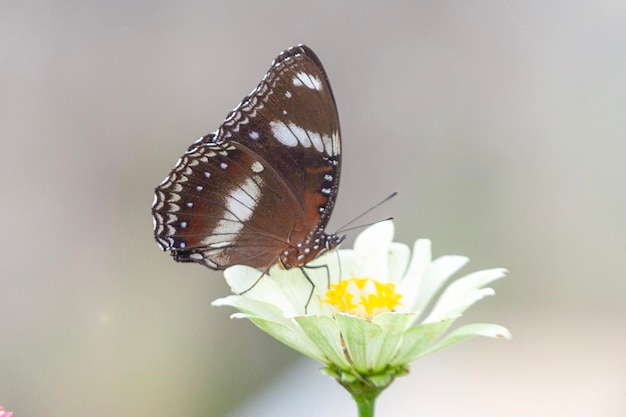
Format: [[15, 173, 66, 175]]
[[322, 277, 402, 320]]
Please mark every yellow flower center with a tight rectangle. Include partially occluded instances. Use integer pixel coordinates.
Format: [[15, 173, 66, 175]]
[[322, 277, 402, 320]]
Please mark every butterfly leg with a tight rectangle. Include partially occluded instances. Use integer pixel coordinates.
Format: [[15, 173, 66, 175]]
[[238, 264, 273, 296], [301, 263, 332, 288], [297, 266, 318, 314], [298, 263, 337, 313]]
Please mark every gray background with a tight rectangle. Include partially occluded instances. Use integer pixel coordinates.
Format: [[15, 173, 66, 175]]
[[2, 1, 626, 416]]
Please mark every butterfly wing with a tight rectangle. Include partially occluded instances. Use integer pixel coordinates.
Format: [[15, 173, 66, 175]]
[[152, 45, 341, 270]]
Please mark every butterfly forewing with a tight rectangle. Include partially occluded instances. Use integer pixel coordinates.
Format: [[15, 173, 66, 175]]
[[152, 44, 342, 270]]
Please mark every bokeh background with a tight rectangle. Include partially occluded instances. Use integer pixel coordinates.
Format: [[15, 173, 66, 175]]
[[2, 1, 626, 416]]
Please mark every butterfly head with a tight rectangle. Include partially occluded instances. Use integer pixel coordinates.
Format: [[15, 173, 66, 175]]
[[279, 232, 346, 270]]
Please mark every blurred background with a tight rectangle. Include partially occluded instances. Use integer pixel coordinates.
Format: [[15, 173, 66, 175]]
[[2, 1, 626, 416]]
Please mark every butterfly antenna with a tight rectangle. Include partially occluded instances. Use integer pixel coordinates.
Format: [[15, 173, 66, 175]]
[[336, 192, 398, 234], [338, 217, 395, 234]]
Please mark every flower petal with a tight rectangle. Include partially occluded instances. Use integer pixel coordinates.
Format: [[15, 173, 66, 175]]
[[423, 268, 507, 323], [212, 294, 286, 321], [223, 265, 264, 294], [265, 266, 329, 317], [401, 249, 469, 315], [415, 323, 512, 358], [391, 319, 454, 365], [395, 239, 430, 312], [296, 315, 352, 369], [370, 313, 416, 371], [223, 264, 332, 317], [350, 220, 395, 281], [246, 316, 327, 362], [386, 242, 411, 284], [335, 313, 383, 373], [213, 295, 326, 360]]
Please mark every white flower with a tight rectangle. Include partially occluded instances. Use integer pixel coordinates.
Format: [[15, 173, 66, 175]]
[[212, 221, 510, 385]]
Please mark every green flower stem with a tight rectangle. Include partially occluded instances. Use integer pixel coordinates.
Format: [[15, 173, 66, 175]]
[[337, 376, 388, 417], [325, 364, 406, 417], [354, 392, 378, 417]]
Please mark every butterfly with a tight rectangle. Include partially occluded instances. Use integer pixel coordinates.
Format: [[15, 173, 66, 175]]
[[152, 44, 344, 275]]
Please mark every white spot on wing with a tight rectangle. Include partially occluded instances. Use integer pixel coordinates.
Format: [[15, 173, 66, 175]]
[[249, 131, 260, 140], [289, 124, 311, 148], [270, 121, 329, 154], [204, 258, 218, 268], [270, 121, 298, 147], [322, 131, 340, 156], [228, 178, 259, 222], [210, 241, 231, 249], [292, 72, 322, 90], [308, 131, 324, 152], [251, 161, 264, 173], [204, 176, 261, 244]]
